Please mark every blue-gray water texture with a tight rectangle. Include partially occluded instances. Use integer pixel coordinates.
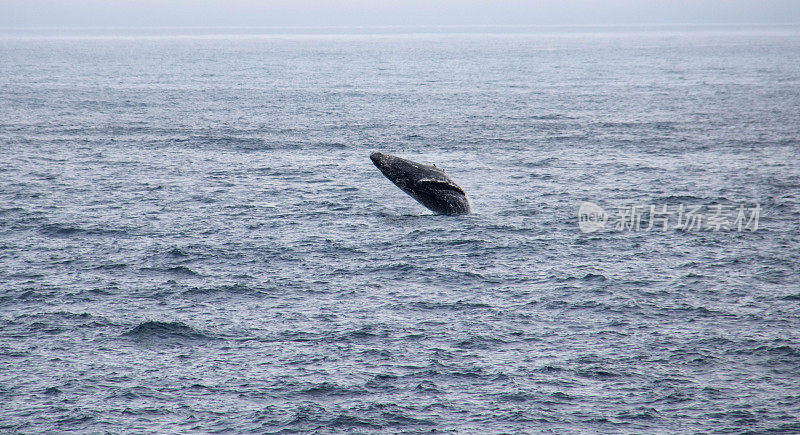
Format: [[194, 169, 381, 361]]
[[1, 26, 800, 433]]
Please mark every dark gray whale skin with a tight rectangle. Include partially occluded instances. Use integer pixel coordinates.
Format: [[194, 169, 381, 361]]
[[370, 152, 471, 215]]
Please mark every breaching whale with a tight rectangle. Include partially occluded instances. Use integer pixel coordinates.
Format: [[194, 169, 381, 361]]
[[370, 152, 470, 215]]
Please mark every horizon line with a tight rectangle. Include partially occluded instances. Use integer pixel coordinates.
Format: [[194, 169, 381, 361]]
[[2, 22, 799, 31]]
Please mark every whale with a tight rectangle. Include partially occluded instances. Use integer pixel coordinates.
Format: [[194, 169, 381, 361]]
[[370, 152, 470, 215]]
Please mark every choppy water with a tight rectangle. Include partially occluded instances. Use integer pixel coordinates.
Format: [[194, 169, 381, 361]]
[[1, 26, 800, 433]]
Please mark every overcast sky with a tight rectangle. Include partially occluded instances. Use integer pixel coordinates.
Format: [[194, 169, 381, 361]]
[[1, 0, 799, 28]]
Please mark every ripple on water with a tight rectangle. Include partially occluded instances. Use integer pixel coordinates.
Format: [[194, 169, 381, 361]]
[[124, 321, 214, 343]]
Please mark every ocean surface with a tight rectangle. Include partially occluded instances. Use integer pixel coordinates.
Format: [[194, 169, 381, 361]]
[[1, 25, 799, 433]]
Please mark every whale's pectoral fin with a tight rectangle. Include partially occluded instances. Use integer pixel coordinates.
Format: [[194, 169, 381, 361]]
[[415, 179, 466, 196]]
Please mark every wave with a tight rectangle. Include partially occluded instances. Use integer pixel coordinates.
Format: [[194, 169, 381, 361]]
[[139, 266, 200, 277], [408, 300, 492, 311], [181, 283, 266, 296], [298, 382, 367, 397], [124, 321, 212, 342], [39, 223, 129, 238]]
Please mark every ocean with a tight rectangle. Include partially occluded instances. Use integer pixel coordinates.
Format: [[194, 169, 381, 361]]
[[1, 25, 799, 433]]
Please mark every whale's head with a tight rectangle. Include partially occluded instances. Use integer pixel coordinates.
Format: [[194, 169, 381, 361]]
[[370, 152, 435, 189], [370, 151, 470, 215], [369, 152, 394, 175]]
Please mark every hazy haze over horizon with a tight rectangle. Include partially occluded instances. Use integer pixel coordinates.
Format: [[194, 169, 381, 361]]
[[1, 0, 799, 29]]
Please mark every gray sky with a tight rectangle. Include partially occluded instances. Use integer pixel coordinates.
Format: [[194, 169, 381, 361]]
[[1, 0, 799, 28]]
